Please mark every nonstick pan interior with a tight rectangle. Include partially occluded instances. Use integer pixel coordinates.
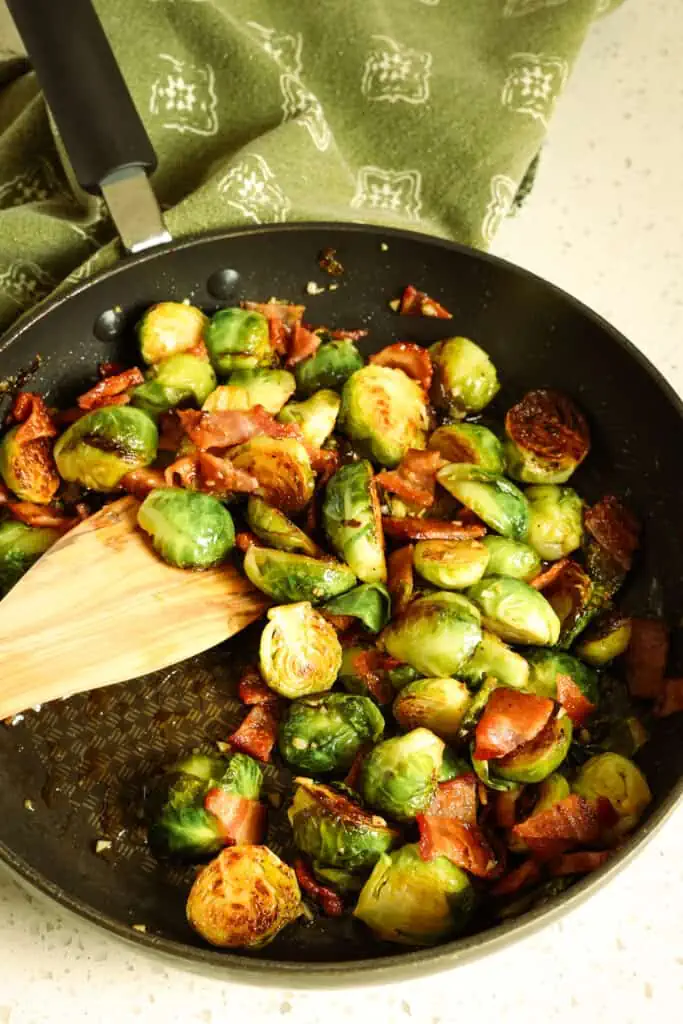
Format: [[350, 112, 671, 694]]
[[1, 223, 682, 984]]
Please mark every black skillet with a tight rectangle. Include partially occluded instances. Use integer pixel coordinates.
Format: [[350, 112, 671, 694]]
[[1, 0, 681, 989]]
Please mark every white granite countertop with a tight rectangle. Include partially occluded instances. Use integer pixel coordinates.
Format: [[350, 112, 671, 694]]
[[2, 1, 682, 1020]]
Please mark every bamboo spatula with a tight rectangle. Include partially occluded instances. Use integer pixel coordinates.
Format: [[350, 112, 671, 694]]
[[0, 496, 269, 720]]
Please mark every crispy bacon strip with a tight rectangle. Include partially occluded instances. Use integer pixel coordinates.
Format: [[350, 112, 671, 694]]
[[307, 446, 340, 481], [164, 454, 198, 489], [267, 317, 287, 357], [474, 689, 555, 762], [10, 392, 57, 441], [52, 407, 85, 427], [158, 411, 185, 452], [370, 343, 433, 392], [7, 502, 76, 530], [655, 678, 683, 718], [238, 666, 279, 706], [387, 544, 414, 616], [494, 787, 525, 829], [397, 284, 452, 319], [235, 531, 261, 553], [382, 516, 486, 541], [510, 794, 617, 860], [377, 450, 446, 509], [417, 816, 498, 877], [427, 775, 478, 825], [294, 858, 344, 917], [228, 705, 279, 763], [120, 468, 166, 500], [329, 328, 368, 342], [197, 452, 260, 495], [506, 390, 590, 475], [548, 850, 611, 877], [556, 674, 595, 727], [320, 611, 356, 632], [77, 367, 144, 411], [490, 859, 542, 896], [98, 361, 126, 379], [349, 649, 399, 705], [530, 558, 570, 591], [585, 496, 640, 572], [286, 324, 321, 368], [4, 393, 60, 504], [178, 406, 300, 450], [204, 789, 266, 845], [625, 618, 669, 699]]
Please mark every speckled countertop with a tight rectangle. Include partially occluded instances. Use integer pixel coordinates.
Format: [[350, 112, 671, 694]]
[[2, 1, 683, 1021]]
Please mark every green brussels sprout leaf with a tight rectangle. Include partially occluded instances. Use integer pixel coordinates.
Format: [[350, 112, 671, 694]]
[[246, 496, 319, 557], [321, 583, 391, 633], [437, 464, 529, 541], [243, 545, 356, 603]]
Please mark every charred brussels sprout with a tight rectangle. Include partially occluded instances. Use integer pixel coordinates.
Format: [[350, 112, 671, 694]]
[[321, 583, 391, 633], [246, 496, 319, 556], [138, 302, 208, 365], [294, 338, 364, 396], [202, 368, 295, 414], [0, 520, 59, 595], [243, 546, 356, 602], [323, 461, 387, 584], [504, 389, 590, 484], [573, 753, 651, 838], [54, 406, 158, 491], [187, 846, 301, 948], [288, 779, 399, 870], [131, 354, 217, 419], [467, 577, 560, 646], [138, 488, 235, 569], [338, 365, 429, 468], [278, 390, 340, 448], [526, 485, 584, 561], [0, 428, 58, 504], [575, 609, 632, 666], [354, 843, 475, 945], [279, 694, 384, 774], [429, 336, 499, 419], [393, 677, 472, 743], [259, 602, 342, 698], [460, 631, 530, 690], [482, 536, 542, 582], [437, 464, 529, 541], [414, 538, 490, 590], [480, 713, 573, 785], [231, 437, 314, 513], [381, 591, 482, 677], [428, 423, 504, 473], [527, 650, 598, 703], [205, 307, 273, 374], [360, 728, 444, 822]]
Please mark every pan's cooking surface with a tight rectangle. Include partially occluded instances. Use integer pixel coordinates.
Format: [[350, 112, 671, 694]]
[[1, 225, 682, 977]]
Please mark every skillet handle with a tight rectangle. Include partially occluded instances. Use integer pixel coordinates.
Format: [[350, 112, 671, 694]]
[[6, 0, 171, 253]]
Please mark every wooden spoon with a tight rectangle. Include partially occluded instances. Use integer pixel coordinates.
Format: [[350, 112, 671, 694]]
[[0, 496, 269, 720]]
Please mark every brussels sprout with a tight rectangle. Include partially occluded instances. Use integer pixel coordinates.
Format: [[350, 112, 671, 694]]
[[337, 643, 419, 700], [294, 338, 364, 396], [414, 538, 490, 590], [393, 677, 472, 743], [54, 406, 158, 492], [243, 546, 356, 603], [429, 336, 500, 418], [231, 437, 314, 513], [218, 752, 264, 800], [381, 591, 482, 677], [490, 714, 573, 784], [313, 864, 364, 894], [439, 748, 472, 783], [387, 663, 423, 691], [138, 301, 208, 365], [526, 650, 598, 703], [259, 602, 342, 698], [202, 368, 295, 415], [279, 694, 385, 774], [575, 609, 632, 666], [354, 843, 475, 945], [338, 365, 429, 468], [437, 464, 529, 541], [288, 778, 399, 870], [323, 461, 386, 584], [0, 425, 58, 504], [543, 561, 596, 648], [246, 496, 319, 556], [534, 772, 571, 813], [278, 390, 341, 447], [186, 845, 302, 948], [428, 423, 505, 473], [146, 754, 229, 860], [482, 536, 542, 582], [360, 728, 444, 822], [321, 583, 391, 633], [137, 488, 235, 569], [526, 485, 584, 561], [0, 520, 59, 595], [573, 753, 651, 839], [460, 631, 530, 690], [205, 307, 273, 374], [504, 389, 590, 484], [467, 577, 560, 646], [131, 353, 217, 419]]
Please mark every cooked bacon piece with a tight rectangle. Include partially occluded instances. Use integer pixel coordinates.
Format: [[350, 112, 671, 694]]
[[7, 502, 76, 531], [417, 816, 498, 878], [238, 666, 278, 705], [178, 406, 300, 450], [397, 284, 452, 319], [370, 343, 433, 392], [530, 558, 570, 591], [52, 406, 85, 427], [243, 301, 304, 357], [556, 674, 595, 727], [343, 744, 371, 790], [427, 775, 478, 825], [307, 446, 339, 480], [228, 705, 279, 763], [585, 495, 640, 572], [165, 454, 198, 489], [267, 316, 287, 357], [4, 393, 60, 504], [510, 794, 617, 860], [548, 850, 611, 877], [382, 516, 486, 541], [377, 450, 446, 509], [77, 367, 144, 410], [505, 390, 590, 476], [318, 247, 344, 276], [625, 618, 669, 699], [120, 468, 166, 500], [197, 452, 259, 495], [387, 544, 414, 616], [329, 328, 368, 342], [98, 361, 126, 379], [655, 678, 683, 718], [0, 481, 9, 504], [348, 649, 399, 705], [320, 611, 356, 632], [474, 689, 554, 762], [204, 789, 266, 845], [235, 531, 261, 553], [490, 859, 542, 896], [494, 787, 525, 829], [158, 411, 186, 452], [10, 393, 57, 440], [286, 325, 321, 368], [294, 857, 344, 917]]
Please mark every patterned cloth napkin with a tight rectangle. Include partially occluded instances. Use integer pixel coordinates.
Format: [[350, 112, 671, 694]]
[[0, 0, 618, 331]]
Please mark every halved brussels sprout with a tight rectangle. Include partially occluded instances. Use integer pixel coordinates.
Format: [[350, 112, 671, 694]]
[[428, 423, 505, 473], [575, 609, 632, 666], [279, 694, 384, 774], [321, 583, 391, 633], [0, 520, 60, 595], [231, 437, 314, 513], [526, 485, 583, 561], [186, 845, 302, 948], [360, 728, 444, 822], [467, 577, 560, 646], [534, 772, 571, 813], [313, 864, 364, 894], [437, 464, 529, 541], [482, 536, 542, 582], [243, 546, 356, 603], [526, 650, 598, 703], [460, 631, 530, 690], [278, 390, 340, 448], [572, 752, 651, 839], [131, 353, 217, 419], [54, 406, 158, 491], [288, 778, 399, 870], [338, 365, 430, 468], [354, 843, 475, 946], [429, 336, 499, 418], [259, 602, 342, 698], [205, 307, 273, 374], [246, 496, 319, 556], [202, 368, 295, 414], [393, 677, 472, 743], [294, 338, 364, 396], [381, 591, 482, 677], [414, 538, 490, 590], [0, 425, 58, 505], [138, 488, 235, 568], [439, 748, 472, 783], [323, 461, 387, 584], [488, 713, 573, 784], [138, 302, 208, 365], [504, 389, 590, 484]]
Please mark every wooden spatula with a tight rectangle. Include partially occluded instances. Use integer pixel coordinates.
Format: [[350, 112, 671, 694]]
[[0, 496, 269, 720]]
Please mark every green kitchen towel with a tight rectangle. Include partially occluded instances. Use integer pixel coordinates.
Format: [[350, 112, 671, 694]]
[[0, 0, 617, 331]]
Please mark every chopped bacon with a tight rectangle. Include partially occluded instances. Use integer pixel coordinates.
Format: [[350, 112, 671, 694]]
[[329, 328, 369, 342], [417, 816, 498, 878], [490, 859, 542, 896], [349, 649, 399, 705], [370, 343, 433, 392], [10, 393, 57, 441], [548, 850, 611, 877], [286, 324, 322, 368], [318, 247, 344, 276], [397, 285, 452, 319], [294, 857, 344, 917], [243, 301, 304, 357], [506, 390, 590, 477], [228, 705, 279, 763], [510, 794, 618, 860], [387, 545, 414, 616], [197, 451, 259, 494], [474, 689, 555, 762], [77, 367, 144, 411], [165, 454, 198, 489], [235, 531, 261, 553], [382, 516, 486, 541], [655, 678, 683, 718], [3, 393, 60, 504], [178, 406, 301, 450], [307, 446, 340, 481], [625, 618, 669, 699], [494, 787, 525, 829], [320, 611, 356, 632], [267, 316, 287, 356], [98, 361, 126, 379], [158, 412, 186, 452], [204, 789, 266, 845], [377, 450, 446, 509], [343, 744, 370, 790], [530, 558, 571, 591], [556, 674, 595, 727], [120, 468, 166, 500], [238, 666, 279, 706], [585, 496, 640, 572], [7, 502, 76, 531], [427, 775, 478, 825], [52, 406, 85, 427]]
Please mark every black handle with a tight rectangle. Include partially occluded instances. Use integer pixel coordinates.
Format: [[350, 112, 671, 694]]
[[6, 0, 157, 193]]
